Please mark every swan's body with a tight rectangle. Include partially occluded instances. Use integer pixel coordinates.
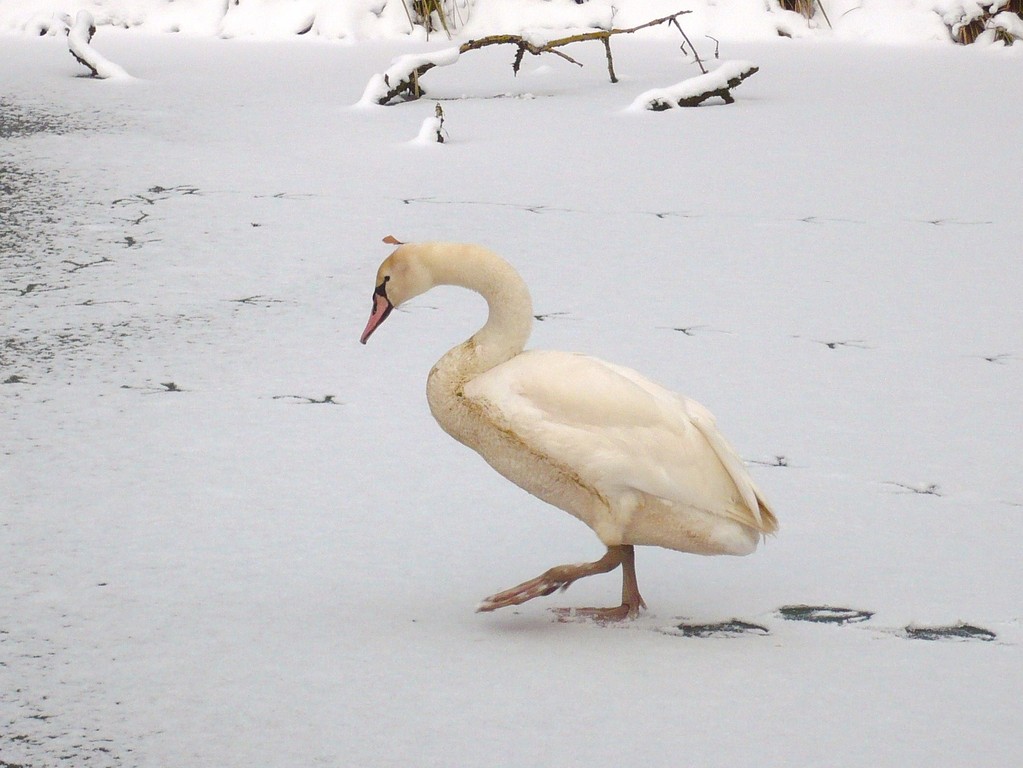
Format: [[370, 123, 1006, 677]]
[[361, 241, 777, 620]]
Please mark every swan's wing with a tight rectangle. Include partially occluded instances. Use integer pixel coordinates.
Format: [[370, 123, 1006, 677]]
[[601, 360, 771, 530], [673, 397, 769, 528], [463, 350, 769, 531]]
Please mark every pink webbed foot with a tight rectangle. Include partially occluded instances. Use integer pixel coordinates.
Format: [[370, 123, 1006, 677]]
[[475, 545, 645, 621], [551, 595, 647, 624], [476, 566, 580, 613]]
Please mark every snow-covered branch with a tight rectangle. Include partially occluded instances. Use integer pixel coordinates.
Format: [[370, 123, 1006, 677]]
[[630, 61, 759, 110], [358, 47, 461, 106], [62, 10, 132, 80], [360, 10, 694, 106]]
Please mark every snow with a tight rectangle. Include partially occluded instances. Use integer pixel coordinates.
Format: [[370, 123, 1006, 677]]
[[1, 0, 1020, 44], [991, 10, 1023, 38], [2, 4, 1023, 768]]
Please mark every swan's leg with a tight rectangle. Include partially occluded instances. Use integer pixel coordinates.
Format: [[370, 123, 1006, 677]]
[[554, 544, 646, 622], [476, 546, 626, 614], [619, 545, 647, 613]]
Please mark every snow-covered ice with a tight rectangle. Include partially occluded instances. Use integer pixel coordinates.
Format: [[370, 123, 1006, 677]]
[[2, 3, 1022, 767]]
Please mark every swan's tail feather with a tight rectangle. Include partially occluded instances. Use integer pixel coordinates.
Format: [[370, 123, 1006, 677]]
[[756, 494, 779, 535]]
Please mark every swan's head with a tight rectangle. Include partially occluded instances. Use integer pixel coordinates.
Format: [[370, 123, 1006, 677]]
[[359, 245, 434, 344]]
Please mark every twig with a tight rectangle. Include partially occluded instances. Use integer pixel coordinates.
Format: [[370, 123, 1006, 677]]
[[670, 15, 706, 74], [816, 1, 834, 29], [602, 37, 617, 83], [399, 0, 416, 34]]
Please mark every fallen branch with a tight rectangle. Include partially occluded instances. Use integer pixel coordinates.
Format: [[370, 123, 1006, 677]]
[[362, 10, 692, 106], [61, 10, 131, 79], [631, 61, 759, 110]]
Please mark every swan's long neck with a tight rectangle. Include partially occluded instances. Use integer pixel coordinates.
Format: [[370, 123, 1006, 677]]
[[422, 244, 532, 439], [424, 243, 533, 379]]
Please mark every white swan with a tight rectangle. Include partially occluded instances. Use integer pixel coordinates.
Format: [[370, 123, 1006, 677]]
[[360, 241, 778, 620]]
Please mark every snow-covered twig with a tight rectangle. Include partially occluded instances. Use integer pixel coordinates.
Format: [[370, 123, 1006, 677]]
[[630, 61, 759, 110], [62, 10, 131, 80]]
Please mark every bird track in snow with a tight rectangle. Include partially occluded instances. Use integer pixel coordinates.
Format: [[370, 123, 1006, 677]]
[[111, 185, 200, 207], [400, 196, 574, 215], [393, 196, 995, 228], [884, 481, 942, 496], [748, 455, 791, 468], [975, 352, 1017, 365], [272, 394, 341, 405], [62, 256, 112, 272], [119, 381, 186, 394], [658, 324, 733, 336]]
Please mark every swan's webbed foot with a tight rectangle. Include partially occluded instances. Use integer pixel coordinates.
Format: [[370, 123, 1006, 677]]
[[551, 548, 647, 622], [551, 599, 645, 623], [476, 563, 591, 612], [476, 545, 645, 620]]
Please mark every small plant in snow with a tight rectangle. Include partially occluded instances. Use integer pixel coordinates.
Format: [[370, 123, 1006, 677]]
[[414, 103, 447, 144], [943, 1, 1023, 44], [400, 0, 473, 38], [774, 0, 833, 27]]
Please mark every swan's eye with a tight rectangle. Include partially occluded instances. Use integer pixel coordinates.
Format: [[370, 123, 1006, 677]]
[[375, 275, 391, 298]]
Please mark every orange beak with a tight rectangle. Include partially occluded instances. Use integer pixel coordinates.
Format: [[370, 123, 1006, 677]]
[[360, 287, 393, 344]]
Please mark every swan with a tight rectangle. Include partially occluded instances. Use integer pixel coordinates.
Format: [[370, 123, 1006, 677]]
[[360, 241, 777, 621]]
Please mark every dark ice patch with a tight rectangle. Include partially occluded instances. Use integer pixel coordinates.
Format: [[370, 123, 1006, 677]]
[[673, 619, 770, 638], [903, 623, 996, 642], [777, 605, 875, 625]]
